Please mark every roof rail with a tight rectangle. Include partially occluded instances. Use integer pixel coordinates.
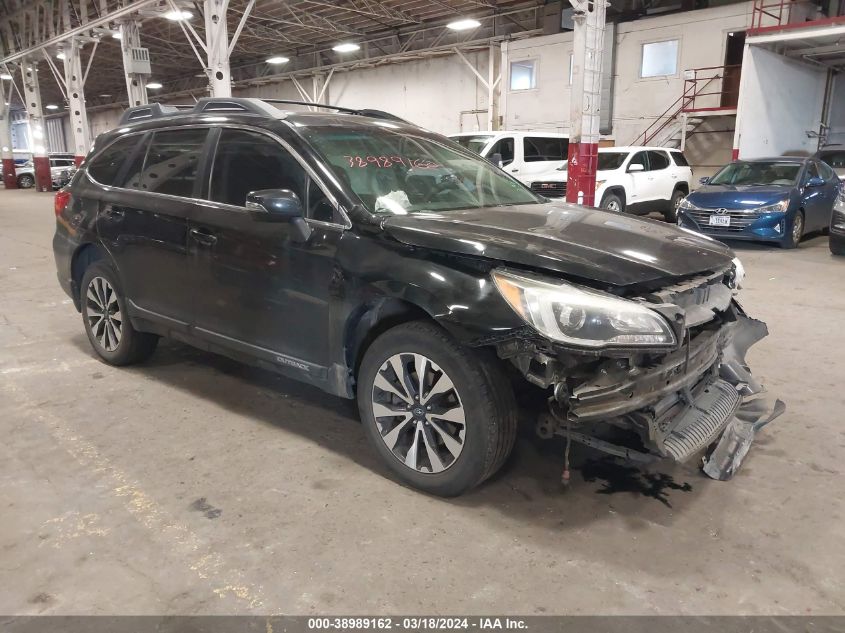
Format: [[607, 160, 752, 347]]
[[117, 97, 409, 125], [118, 102, 186, 125]]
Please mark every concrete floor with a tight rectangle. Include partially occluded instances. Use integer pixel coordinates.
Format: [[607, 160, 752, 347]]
[[1, 188, 844, 616]]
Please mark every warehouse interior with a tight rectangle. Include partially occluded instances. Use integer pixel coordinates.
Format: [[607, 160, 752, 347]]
[[1, 0, 845, 624]]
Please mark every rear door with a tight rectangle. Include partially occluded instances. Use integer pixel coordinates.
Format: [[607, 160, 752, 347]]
[[187, 126, 344, 370], [645, 150, 673, 202], [95, 127, 209, 327], [520, 136, 568, 182], [485, 136, 516, 175]]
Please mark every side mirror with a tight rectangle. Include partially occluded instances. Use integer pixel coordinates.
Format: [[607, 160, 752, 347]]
[[489, 152, 503, 168], [806, 176, 825, 188], [699, 176, 710, 185], [628, 163, 645, 173], [245, 189, 312, 242]]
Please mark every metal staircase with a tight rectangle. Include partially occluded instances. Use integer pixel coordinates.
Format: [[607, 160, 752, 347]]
[[631, 65, 739, 149]]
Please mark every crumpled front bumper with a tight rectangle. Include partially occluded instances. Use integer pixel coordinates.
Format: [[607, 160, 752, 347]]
[[565, 310, 784, 480]]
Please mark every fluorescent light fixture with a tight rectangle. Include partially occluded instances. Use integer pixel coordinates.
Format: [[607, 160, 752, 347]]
[[163, 9, 193, 21], [146, 82, 163, 89], [112, 31, 122, 39], [46, 104, 59, 110], [332, 42, 360, 53], [99, 94, 112, 98], [0, 73, 12, 80], [447, 18, 481, 31], [266, 56, 290, 64], [57, 52, 66, 59]]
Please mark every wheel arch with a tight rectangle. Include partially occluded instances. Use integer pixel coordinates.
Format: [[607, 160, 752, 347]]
[[674, 182, 690, 195], [70, 243, 109, 310], [601, 187, 627, 207]]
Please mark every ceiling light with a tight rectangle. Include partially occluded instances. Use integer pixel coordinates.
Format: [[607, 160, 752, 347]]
[[112, 31, 122, 39], [447, 18, 481, 31], [163, 9, 193, 21], [57, 52, 66, 59], [266, 56, 290, 65], [0, 73, 12, 80], [46, 104, 59, 110], [99, 94, 112, 98], [146, 82, 163, 89], [332, 42, 360, 53]]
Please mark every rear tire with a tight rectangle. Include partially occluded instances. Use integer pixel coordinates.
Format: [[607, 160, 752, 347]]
[[17, 174, 34, 189], [830, 236, 845, 256], [780, 211, 804, 249], [357, 321, 517, 497], [600, 192, 625, 213], [80, 261, 158, 366]]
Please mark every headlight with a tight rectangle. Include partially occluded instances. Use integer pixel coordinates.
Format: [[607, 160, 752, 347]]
[[756, 199, 789, 214], [730, 256, 745, 290], [678, 197, 695, 210], [492, 270, 676, 348]]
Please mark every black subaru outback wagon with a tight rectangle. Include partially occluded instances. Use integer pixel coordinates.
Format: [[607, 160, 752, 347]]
[[53, 98, 783, 496]]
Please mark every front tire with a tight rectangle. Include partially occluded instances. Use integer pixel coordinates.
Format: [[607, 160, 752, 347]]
[[17, 174, 34, 189], [831, 235, 845, 256], [665, 189, 686, 223], [780, 211, 804, 249], [600, 192, 624, 213], [357, 321, 517, 497], [80, 261, 158, 365]]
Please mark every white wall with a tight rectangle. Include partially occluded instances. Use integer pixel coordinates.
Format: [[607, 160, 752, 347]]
[[735, 45, 827, 158], [502, 2, 753, 144]]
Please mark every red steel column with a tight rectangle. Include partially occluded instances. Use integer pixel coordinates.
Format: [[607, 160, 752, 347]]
[[0, 87, 17, 188], [566, 0, 606, 207], [21, 59, 52, 192]]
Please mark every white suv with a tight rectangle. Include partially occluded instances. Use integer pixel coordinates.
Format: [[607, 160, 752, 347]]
[[449, 131, 568, 196], [528, 146, 693, 222]]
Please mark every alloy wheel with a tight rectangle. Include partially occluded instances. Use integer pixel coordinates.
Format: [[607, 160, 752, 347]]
[[85, 277, 123, 352], [19, 175, 34, 188], [792, 214, 803, 245], [370, 353, 466, 474], [606, 200, 620, 212]]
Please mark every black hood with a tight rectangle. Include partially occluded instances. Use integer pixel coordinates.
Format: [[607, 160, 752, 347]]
[[382, 202, 734, 288]]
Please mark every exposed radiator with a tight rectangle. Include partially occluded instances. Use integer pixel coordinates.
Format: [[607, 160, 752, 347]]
[[662, 379, 741, 461]]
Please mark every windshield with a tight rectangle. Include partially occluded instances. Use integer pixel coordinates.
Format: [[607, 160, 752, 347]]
[[598, 152, 629, 171], [450, 134, 495, 155], [303, 126, 542, 214], [709, 161, 801, 186]]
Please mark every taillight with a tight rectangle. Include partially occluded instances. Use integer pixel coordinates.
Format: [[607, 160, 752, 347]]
[[55, 190, 71, 217]]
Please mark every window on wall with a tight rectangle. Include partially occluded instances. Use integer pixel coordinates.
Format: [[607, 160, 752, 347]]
[[510, 59, 536, 90], [640, 40, 679, 78]]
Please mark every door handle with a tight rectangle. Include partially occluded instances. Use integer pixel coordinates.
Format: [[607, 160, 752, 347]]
[[190, 228, 217, 246]]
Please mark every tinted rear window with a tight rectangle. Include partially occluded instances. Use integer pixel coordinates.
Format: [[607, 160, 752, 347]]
[[647, 150, 671, 170], [670, 151, 690, 167], [87, 135, 144, 186], [133, 128, 207, 197], [523, 137, 568, 162]]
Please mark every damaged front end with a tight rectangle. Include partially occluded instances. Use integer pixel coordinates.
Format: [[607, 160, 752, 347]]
[[495, 268, 784, 480]]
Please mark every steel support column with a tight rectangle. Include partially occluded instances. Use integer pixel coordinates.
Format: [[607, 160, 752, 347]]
[[487, 44, 500, 132], [63, 38, 91, 165], [119, 20, 148, 107], [205, 0, 232, 97], [566, 0, 607, 207], [21, 60, 51, 192], [0, 80, 17, 188]]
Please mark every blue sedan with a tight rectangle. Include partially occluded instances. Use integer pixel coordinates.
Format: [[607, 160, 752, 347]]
[[677, 157, 840, 248]]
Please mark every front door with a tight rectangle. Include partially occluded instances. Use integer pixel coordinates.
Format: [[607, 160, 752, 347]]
[[188, 127, 344, 371], [625, 151, 651, 204], [96, 127, 208, 326]]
